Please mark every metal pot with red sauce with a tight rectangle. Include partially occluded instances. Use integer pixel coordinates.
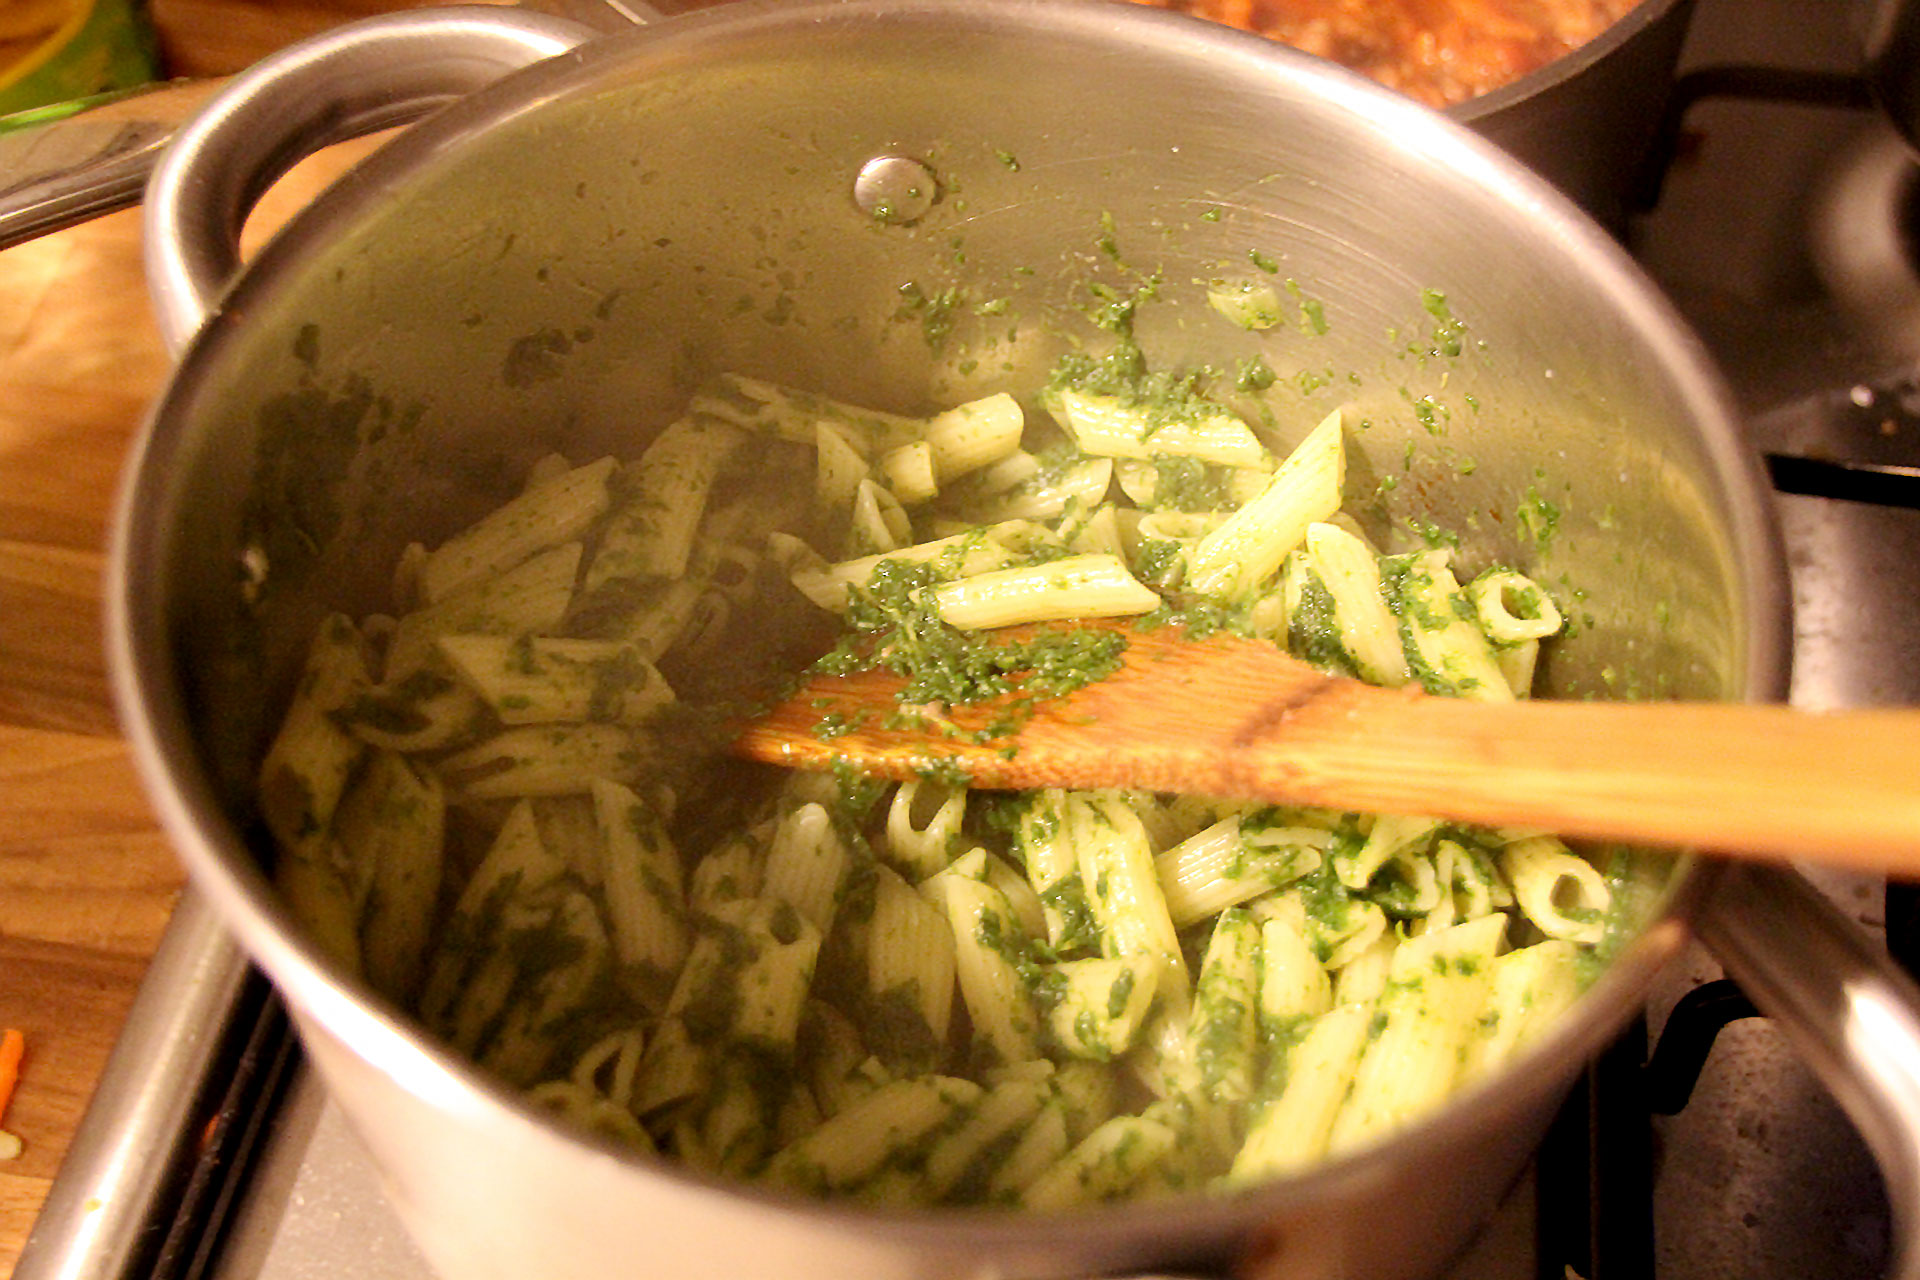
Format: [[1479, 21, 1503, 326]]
[[1129, 0, 1646, 107]]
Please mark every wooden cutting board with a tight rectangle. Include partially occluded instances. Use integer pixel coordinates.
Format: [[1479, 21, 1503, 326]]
[[0, 205, 186, 1280], [0, 5, 443, 1273]]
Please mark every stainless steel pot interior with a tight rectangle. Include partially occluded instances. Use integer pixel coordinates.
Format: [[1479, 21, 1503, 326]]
[[109, 3, 1786, 1277]]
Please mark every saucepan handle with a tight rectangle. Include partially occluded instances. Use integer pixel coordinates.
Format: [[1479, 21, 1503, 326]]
[[1866, 0, 1920, 155], [142, 5, 606, 354], [1694, 861, 1920, 1280]]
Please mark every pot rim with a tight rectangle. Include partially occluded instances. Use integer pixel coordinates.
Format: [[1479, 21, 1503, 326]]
[[106, 0, 1790, 1252]]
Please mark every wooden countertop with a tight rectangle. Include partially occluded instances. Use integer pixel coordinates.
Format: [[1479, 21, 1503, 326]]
[[0, 4, 439, 1273]]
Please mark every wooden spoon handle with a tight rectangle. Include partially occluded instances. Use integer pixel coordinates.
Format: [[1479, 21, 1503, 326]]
[[1219, 694, 1920, 873], [738, 625, 1920, 875]]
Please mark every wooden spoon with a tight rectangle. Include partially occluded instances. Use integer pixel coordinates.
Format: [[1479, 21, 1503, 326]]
[[735, 619, 1920, 875]]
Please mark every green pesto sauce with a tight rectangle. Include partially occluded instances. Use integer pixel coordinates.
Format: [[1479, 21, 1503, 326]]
[[1286, 571, 1360, 679], [1404, 518, 1462, 551], [1042, 280, 1265, 439], [1294, 855, 1359, 945], [914, 757, 977, 789], [809, 555, 1127, 741], [864, 982, 943, 1073], [1279, 279, 1331, 336], [1039, 878, 1099, 955], [1133, 538, 1184, 588], [1193, 991, 1248, 1091], [894, 281, 965, 352], [1377, 554, 1462, 697], [1134, 598, 1241, 642], [1420, 288, 1467, 358], [828, 758, 890, 822], [1147, 456, 1229, 511], [332, 668, 456, 737], [587, 647, 652, 722], [1235, 355, 1277, 393], [1518, 482, 1563, 553]]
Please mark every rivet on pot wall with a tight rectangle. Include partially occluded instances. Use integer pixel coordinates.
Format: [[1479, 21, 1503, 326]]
[[853, 155, 939, 224]]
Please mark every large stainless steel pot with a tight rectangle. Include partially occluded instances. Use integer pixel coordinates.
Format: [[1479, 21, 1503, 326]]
[[99, 4, 1920, 1279]]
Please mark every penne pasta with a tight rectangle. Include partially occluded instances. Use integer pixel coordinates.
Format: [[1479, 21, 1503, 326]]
[[259, 366, 1607, 1211], [419, 456, 616, 605], [925, 553, 1161, 630], [1048, 387, 1271, 469], [1185, 409, 1345, 600]]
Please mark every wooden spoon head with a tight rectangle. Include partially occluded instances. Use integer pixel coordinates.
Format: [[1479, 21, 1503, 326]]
[[733, 618, 1393, 796]]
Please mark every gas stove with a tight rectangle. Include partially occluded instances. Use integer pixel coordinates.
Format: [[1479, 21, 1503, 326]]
[[16, 1, 1920, 1278]]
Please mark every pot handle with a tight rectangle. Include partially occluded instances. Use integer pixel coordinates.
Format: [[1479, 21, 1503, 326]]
[[142, 5, 603, 355], [1694, 861, 1920, 1280], [1867, 0, 1920, 155]]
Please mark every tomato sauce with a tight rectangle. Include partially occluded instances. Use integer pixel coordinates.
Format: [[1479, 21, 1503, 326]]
[[1131, 0, 1646, 107]]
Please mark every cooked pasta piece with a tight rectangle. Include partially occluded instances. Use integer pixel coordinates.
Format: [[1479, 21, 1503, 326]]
[[763, 801, 851, 935], [1186, 409, 1345, 600], [1071, 792, 1188, 1015], [584, 416, 745, 594], [1230, 1001, 1374, 1181], [846, 477, 911, 557], [878, 439, 940, 505], [332, 748, 445, 1002], [688, 827, 766, 914], [669, 897, 821, 1055], [883, 780, 967, 880], [929, 872, 1043, 1066], [1468, 568, 1564, 644], [766, 1075, 983, 1194], [1256, 914, 1333, 1040], [1460, 939, 1584, 1079], [926, 553, 1161, 630], [1039, 955, 1160, 1061], [591, 777, 689, 993], [1304, 520, 1411, 687], [1156, 813, 1329, 927], [419, 456, 616, 604], [989, 1099, 1072, 1198], [867, 866, 958, 1063], [1048, 386, 1271, 469], [1185, 907, 1261, 1126], [815, 421, 869, 519], [1502, 835, 1610, 944], [1327, 913, 1507, 1153], [922, 393, 1026, 482], [480, 886, 611, 1085], [384, 541, 581, 680], [1382, 548, 1514, 701], [790, 520, 1057, 613], [259, 613, 370, 849], [436, 635, 673, 725], [921, 1076, 1050, 1201], [1016, 789, 1097, 953], [1021, 1105, 1183, 1209], [959, 455, 1116, 525]]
